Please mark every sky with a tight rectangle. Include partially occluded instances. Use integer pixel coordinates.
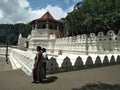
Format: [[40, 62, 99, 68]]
[[0, 0, 82, 24]]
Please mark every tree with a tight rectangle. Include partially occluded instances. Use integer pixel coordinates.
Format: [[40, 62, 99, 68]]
[[64, 0, 120, 36], [0, 23, 32, 45]]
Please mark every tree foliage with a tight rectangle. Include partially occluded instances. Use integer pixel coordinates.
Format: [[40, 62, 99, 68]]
[[64, 0, 120, 36], [0, 23, 31, 45]]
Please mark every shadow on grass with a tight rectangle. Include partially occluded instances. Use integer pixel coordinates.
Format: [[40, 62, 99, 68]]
[[41, 76, 58, 84], [72, 82, 120, 90]]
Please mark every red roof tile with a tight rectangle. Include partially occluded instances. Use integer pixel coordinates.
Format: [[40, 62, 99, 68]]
[[37, 11, 56, 21]]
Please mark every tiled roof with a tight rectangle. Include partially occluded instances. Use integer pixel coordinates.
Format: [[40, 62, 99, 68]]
[[37, 11, 56, 21]]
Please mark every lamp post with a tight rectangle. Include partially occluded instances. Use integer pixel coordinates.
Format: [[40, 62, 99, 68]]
[[6, 39, 8, 64], [86, 34, 88, 55], [5, 31, 9, 64]]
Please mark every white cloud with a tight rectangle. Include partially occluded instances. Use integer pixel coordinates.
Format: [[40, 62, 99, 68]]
[[0, 0, 73, 24], [45, 5, 67, 20], [67, 5, 74, 12], [0, 9, 3, 19], [0, 0, 30, 24], [28, 5, 68, 22], [18, 0, 29, 8], [29, 4, 74, 21]]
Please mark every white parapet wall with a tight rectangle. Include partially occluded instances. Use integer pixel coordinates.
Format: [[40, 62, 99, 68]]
[[0, 47, 6, 55], [9, 48, 35, 75], [5, 47, 120, 75]]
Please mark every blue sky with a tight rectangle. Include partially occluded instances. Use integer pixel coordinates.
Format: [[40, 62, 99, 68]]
[[0, 0, 82, 24]]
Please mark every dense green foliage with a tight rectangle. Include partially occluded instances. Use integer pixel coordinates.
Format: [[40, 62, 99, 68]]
[[0, 24, 31, 45], [64, 0, 120, 36]]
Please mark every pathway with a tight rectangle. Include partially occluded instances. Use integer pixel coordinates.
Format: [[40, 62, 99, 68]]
[[0, 65, 120, 90]]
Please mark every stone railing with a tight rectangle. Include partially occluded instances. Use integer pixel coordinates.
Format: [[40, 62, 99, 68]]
[[9, 48, 35, 75], [46, 54, 120, 74], [5, 47, 120, 75], [0, 47, 6, 55]]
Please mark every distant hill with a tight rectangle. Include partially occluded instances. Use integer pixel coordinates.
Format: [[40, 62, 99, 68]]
[[0, 23, 31, 45]]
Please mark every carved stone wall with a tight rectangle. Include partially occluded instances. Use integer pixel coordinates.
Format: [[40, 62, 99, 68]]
[[18, 30, 120, 54], [6, 48, 120, 75]]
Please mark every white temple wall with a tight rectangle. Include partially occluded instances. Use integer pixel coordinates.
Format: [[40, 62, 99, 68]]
[[31, 29, 49, 38], [18, 30, 120, 55], [18, 38, 28, 50], [53, 30, 120, 55]]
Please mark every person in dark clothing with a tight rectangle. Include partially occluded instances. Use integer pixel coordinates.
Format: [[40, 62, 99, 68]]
[[32, 46, 43, 83]]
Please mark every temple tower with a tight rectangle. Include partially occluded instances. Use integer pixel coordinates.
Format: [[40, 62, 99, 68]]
[[28, 11, 60, 52]]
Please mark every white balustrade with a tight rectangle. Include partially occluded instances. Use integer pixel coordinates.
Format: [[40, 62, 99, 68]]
[[2, 47, 120, 75], [52, 30, 120, 54]]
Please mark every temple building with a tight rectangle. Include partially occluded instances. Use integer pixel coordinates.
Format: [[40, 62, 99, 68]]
[[18, 11, 60, 52]]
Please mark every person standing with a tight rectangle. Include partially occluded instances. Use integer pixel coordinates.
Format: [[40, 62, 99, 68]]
[[42, 48, 48, 79], [32, 46, 43, 83]]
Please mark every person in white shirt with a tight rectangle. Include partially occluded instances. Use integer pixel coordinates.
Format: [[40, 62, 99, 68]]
[[42, 48, 48, 79]]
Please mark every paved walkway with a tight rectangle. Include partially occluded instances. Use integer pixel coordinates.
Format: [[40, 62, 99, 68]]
[[0, 65, 120, 90], [0, 56, 12, 71]]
